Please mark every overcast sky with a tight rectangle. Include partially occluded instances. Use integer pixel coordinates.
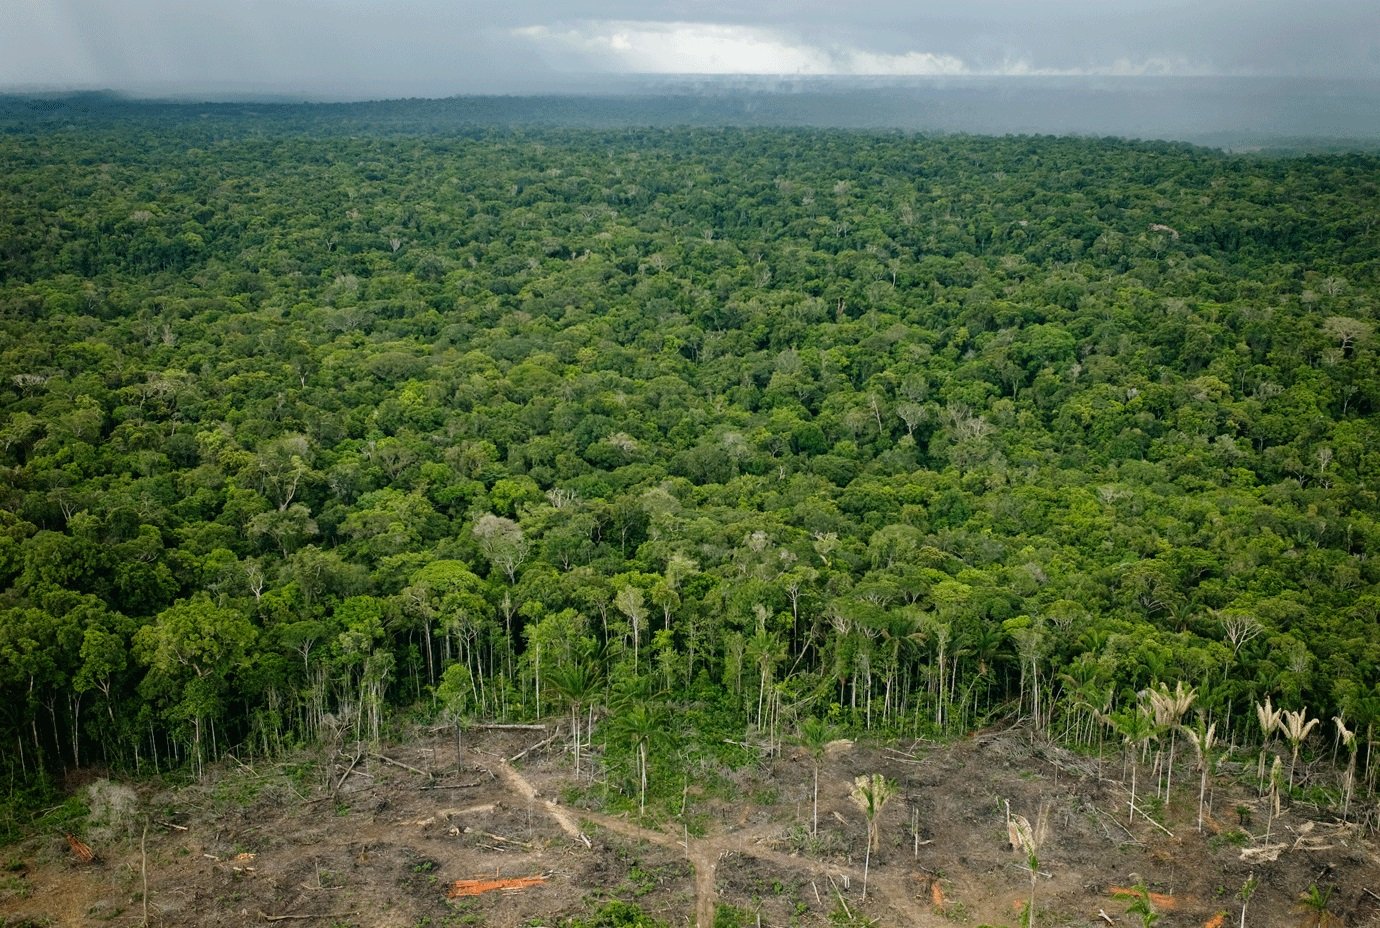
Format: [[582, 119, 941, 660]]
[[3, 0, 1378, 98]]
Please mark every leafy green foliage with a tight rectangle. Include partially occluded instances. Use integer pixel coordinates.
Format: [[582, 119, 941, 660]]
[[0, 100, 1377, 821], [561, 900, 670, 928]]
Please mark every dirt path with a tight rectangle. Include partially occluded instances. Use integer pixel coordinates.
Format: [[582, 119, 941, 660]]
[[581, 809, 932, 927], [489, 758, 932, 927], [571, 810, 714, 927], [487, 757, 584, 839], [693, 843, 717, 928]]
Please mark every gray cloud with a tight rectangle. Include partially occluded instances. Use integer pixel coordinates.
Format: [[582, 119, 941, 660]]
[[1, 0, 1376, 97]]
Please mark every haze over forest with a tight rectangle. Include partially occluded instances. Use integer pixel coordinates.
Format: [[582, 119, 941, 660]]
[[5, 0, 1380, 145]]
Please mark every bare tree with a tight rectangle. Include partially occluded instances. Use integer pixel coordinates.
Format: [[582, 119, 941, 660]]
[[1220, 613, 1262, 661], [473, 514, 529, 584], [1321, 315, 1370, 353]]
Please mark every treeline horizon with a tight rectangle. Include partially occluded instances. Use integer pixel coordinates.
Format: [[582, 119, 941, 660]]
[[1, 114, 1378, 823]]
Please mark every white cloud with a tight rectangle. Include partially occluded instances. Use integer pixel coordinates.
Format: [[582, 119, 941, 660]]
[[513, 20, 1212, 77], [996, 55, 1213, 77], [514, 21, 969, 75]]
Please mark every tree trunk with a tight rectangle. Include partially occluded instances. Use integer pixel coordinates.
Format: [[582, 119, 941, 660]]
[[638, 741, 648, 816], [861, 842, 871, 903], [71, 694, 81, 768], [1197, 767, 1207, 833], [571, 703, 581, 776], [1128, 753, 1137, 826], [1165, 730, 1177, 807], [1028, 860, 1038, 928], [812, 764, 819, 837]]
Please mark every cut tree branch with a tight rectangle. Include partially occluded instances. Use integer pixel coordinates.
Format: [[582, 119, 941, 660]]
[[509, 732, 560, 764], [259, 911, 360, 922], [475, 723, 547, 731], [370, 753, 430, 778]]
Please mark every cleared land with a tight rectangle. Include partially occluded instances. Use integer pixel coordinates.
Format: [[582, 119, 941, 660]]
[[2, 726, 1377, 927]]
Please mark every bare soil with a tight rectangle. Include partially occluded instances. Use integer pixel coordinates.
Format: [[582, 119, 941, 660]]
[[3, 726, 1378, 928]]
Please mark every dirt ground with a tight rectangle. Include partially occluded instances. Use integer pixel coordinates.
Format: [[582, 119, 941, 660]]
[[3, 725, 1378, 928]]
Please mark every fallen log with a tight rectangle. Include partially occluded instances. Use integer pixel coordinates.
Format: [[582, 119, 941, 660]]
[[335, 753, 362, 791], [370, 753, 430, 778], [481, 831, 533, 849], [510, 732, 560, 764], [66, 833, 96, 864], [475, 723, 547, 732], [446, 874, 548, 898], [259, 911, 360, 921]]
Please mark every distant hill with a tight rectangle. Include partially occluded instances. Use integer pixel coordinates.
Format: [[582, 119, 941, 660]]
[[3, 76, 1380, 150]]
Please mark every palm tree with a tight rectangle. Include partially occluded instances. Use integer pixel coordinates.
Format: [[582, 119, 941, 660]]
[[1293, 884, 1340, 928], [436, 662, 474, 775], [797, 716, 835, 837], [1058, 657, 1109, 749], [1106, 704, 1154, 825], [1123, 883, 1160, 928], [1181, 717, 1219, 833], [906, 613, 952, 730], [1255, 696, 1283, 793], [1145, 681, 1195, 809], [850, 773, 896, 902], [547, 660, 600, 778], [967, 620, 1006, 704], [1238, 873, 1258, 928], [1279, 708, 1320, 789], [1265, 756, 1284, 842], [1333, 716, 1357, 820], [612, 701, 664, 817], [1006, 800, 1049, 928]]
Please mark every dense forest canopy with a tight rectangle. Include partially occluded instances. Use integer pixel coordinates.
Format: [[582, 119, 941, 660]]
[[1, 103, 1378, 820]]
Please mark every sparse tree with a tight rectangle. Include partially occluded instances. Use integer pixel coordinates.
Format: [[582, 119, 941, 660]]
[[1321, 315, 1368, 353], [1279, 708, 1320, 789], [614, 585, 648, 672], [1122, 883, 1160, 928], [1182, 717, 1220, 833], [1265, 756, 1284, 842], [1006, 800, 1049, 928], [850, 773, 896, 902], [1106, 704, 1154, 825], [1333, 716, 1357, 819], [1145, 681, 1195, 808], [1293, 884, 1340, 928], [548, 660, 600, 778], [1238, 873, 1258, 928], [1255, 697, 1283, 792], [798, 717, 834, 837], [1221, 612, 1262, 662]]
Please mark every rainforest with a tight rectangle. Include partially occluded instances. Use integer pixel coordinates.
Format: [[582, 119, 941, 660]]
[[0, 98, 1378, 926]]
